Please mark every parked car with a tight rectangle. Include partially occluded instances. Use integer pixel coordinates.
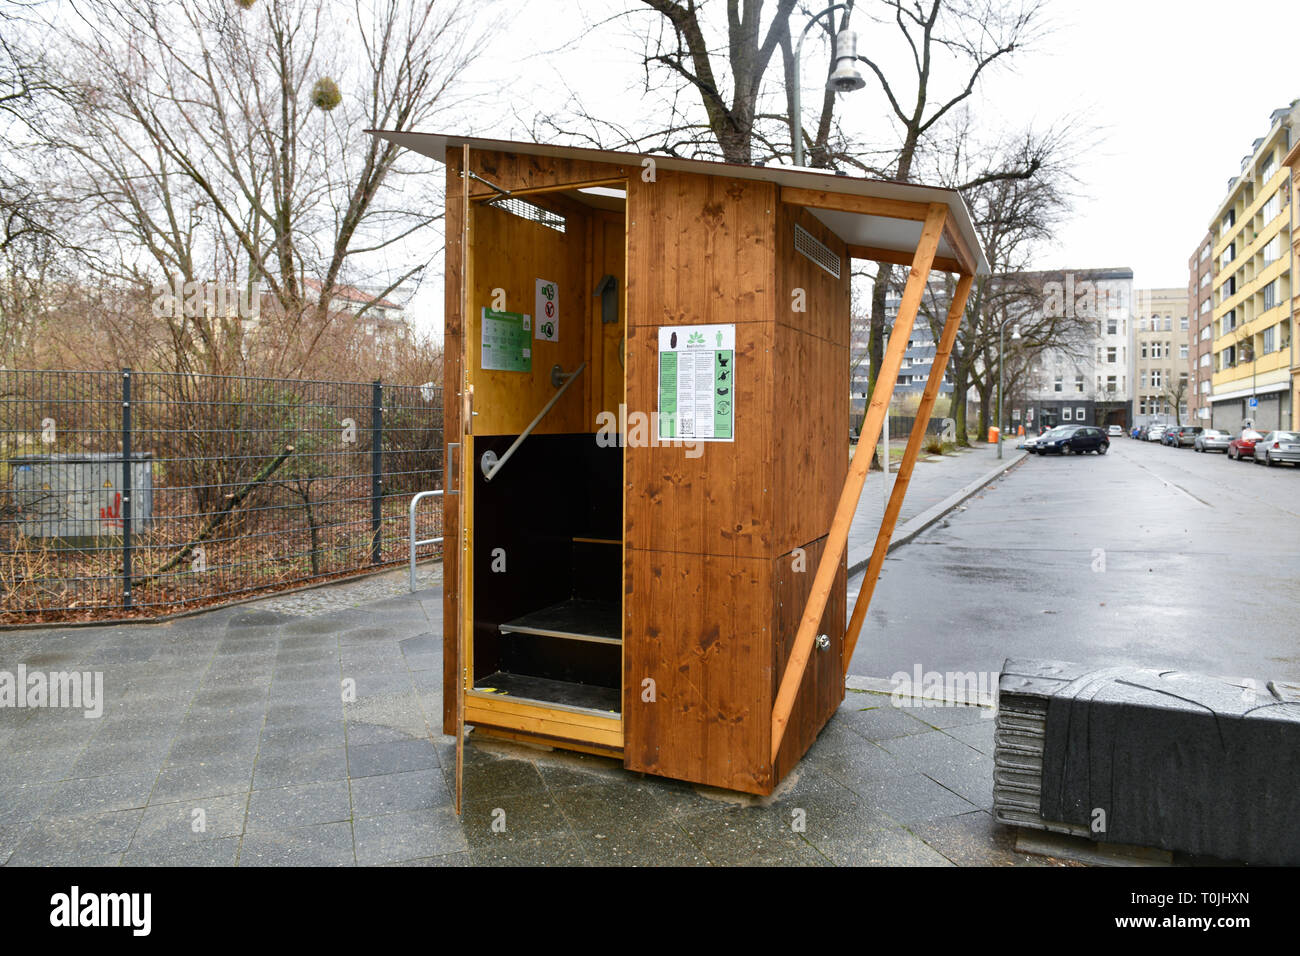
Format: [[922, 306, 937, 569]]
[[1108, 425, 1123, 437], [1251, 431, 1300, 467], [1034, 424, 1109, 456], [1194, 429, 1231, 453], [1146, 424, 1168, 442], [1166, 425, 1202, 447], [1130, 425, 1142, 439], [1227, 429, 1264, 461], [1160, 427, 1179, 446]]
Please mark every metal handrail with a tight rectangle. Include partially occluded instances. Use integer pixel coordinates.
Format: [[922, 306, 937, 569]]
[[409, 490, 444, 592], [483, 362, 586, 482]]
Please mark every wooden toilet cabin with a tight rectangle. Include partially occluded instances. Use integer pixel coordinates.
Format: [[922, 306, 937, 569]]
[[371, 131, 989, 802]]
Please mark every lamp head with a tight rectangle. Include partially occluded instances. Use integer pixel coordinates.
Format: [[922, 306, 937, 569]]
[[827, 30, 866, 93]]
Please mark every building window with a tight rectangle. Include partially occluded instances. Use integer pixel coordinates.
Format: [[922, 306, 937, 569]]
[[1201, 299, 1210, 315], [1264, 325, 1276, 354], [1077, 407, 1085, 421], [1106, 318, 1118, 335], [1263, 191, 1281, 222], [1075, 375, 1085, 393], [1179, 344, 1189, 360], [1261, 152, 1275, 180], [1140, 371, 1147, 388], [1201, 325, 1211, 341], [1063, 407, 1072, 421], [1180, 315, 1189, 330], [1151, 369, 1163, 388], [1263, 236, 1281, 265], [1140, 344, 1148, 359], [1139, 397, 1147, 415], [1263, 280, 1277, 311], [1054, 376, 1063, 393], [1200, 353, 1211, 367], [1106, 347, 1117, 363], [1106, 376, 1117, 393]]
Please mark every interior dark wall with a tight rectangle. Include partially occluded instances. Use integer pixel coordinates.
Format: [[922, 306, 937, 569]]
[[471, 433, 621, 687]]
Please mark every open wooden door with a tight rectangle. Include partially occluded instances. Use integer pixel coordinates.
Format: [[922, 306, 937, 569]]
[[454, 143, 471, 815]]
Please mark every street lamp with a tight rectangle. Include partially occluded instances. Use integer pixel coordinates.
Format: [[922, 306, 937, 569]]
[[791, 5, 866, 167], [997, 320, 1021, 459]]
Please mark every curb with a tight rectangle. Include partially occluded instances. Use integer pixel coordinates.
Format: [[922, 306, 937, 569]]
[[847, 447, 1028, 577]]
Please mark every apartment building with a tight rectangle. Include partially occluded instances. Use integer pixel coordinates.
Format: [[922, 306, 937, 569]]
[[1006, 267, 1134, 433], [1133, 288, 1190, 426], [1285, 139, 1300, 427], [1187, 234, 1215, 421], [1207, 102, 1296, 432], [850, 291, 955, 425]]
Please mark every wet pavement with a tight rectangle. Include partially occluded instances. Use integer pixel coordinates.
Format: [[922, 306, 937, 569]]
[[848, 436, 1300, 684], [0, 564, 1056, 866]]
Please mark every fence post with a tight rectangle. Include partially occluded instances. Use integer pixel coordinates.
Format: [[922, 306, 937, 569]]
[[121, 368, 133, 608], [371, 379, 383, 565]]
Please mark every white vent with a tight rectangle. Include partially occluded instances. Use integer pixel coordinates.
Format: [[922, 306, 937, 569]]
[[794, 224, 841, 278]]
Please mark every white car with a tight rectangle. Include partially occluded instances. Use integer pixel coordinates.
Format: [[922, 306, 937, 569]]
[[1146, 424, 1167, 442], [1107, 425, 1123, 437]]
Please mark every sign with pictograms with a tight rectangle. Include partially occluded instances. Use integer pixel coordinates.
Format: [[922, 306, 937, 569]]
[[534, 278, 559, 342]]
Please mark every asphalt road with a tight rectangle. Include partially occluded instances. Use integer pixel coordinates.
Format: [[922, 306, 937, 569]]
[[847, 434, 1300, 685]]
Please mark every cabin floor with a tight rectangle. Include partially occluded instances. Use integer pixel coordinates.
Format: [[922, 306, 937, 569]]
[[0, 561, 1079, 868]]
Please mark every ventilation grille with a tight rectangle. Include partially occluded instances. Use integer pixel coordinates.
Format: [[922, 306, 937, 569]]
[[794, 224, 841, 278], [494, 196, 566, 233]]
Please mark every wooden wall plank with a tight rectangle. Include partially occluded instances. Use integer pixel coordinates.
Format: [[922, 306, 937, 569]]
[[772, 536, 845, 781], [623, 170, 776, 559], [468, 201, 591, 436], [469, 149, 631, 199], [442, 148, 464, 735], [772, 205, 850, 556], [623, 548, 773, 794], [622, 320, 773, 558]]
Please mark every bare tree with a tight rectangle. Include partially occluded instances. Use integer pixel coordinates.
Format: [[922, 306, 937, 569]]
[[847, 0, 1047, 449], [569, 2, 1052, 460], [913, 116, 1079, 439], [39, 0, 475, 377]]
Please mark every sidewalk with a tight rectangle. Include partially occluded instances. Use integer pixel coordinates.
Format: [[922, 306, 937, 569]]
[[0, 561, 1071, 867], [846, 440, 1026, 574]]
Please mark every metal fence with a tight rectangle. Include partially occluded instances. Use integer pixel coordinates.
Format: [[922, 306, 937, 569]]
[[1, 369, 444, 623]]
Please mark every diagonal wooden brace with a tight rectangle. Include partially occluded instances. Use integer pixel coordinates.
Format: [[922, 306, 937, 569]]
[[770, 203, 949, 764], [842, 273, 975, 668]]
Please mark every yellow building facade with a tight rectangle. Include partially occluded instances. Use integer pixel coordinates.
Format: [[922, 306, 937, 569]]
[[1285, 137, 1300, 428], [1208, 103, 1296, 431]]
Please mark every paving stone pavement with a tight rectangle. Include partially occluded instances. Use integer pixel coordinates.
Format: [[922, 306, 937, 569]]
[[0, 557, 1063, 867]]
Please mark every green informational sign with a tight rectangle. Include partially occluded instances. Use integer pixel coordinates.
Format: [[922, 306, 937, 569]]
[[657, 324, 735, 442], [480, 308, 532, 372]]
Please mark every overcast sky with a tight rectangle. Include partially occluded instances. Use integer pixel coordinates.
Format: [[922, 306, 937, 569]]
[[411, 0, 1300, 330]]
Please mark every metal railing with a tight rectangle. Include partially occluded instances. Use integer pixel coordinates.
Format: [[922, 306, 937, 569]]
[[1, 368, 444, 623], [409, 490, 444, 592]]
